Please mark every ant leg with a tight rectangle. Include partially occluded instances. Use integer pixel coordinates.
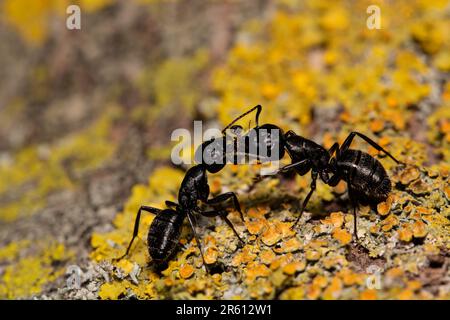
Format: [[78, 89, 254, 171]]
[[348, 191, 359, 242], [352, 206, 359, 241], [328, 142, 340, 158], [117, 206, 161, 260], [222, 105, 262, 134], [257, 159, 309, 177], [321, 172, 341, 186], [186, 212, 209, 272], [201, 209, 245, 245], [340, 132, 401, 164], [206, 192, 244, 223], [278, 159, 309, 173], [292, 171, 318, 229], [165, 201, 179, 209]]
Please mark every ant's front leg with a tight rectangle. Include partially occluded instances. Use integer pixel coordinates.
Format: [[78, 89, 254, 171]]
[[278, 159, 309, 173], [200, 209, 245, 246], [205, 192, 245, 223], [117, 206, 161, 260], [292, 170, 318, 229], [255, 159, 310, 178]]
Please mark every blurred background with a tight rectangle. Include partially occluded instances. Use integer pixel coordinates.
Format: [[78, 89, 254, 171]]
[[0, 0, 449, 299]]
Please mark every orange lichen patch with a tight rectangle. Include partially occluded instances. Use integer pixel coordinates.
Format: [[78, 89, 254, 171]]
[[322, 277, 343, 300], [211, 274, 222, 286], [386, 267, 404, 280], [370, 224, 381, 235], [398, 225, 413, 242], [312, 275, 328, 288], [407, 280, 422, 291], [412, 220, 428, 238], [274, 237, 303, 253], [443, 186, 450, 201], [283, 261, 306, 275], [305, 250, 321, 262], [204, 247, 218, 265], [398, 289, 414, 300], [423, 244, 440, 255], [231, 245, 257, 267], [245, 263, 271, 283], [370, 119, 385, 133], [377, 194, 396, 216], [246, 219, 266, 235], [332, 228, 352, 246], [381, 214, 399, 232], [269, 254, 291, 271], [259, 249, 276, 265], [409, 179, 432, 195], [280, 286, 305, 300], [360, 289, 378, 300], [261, 224, 282, 246], [322, 211, 345, 228], [339, 269, 363, 286], [383, 109, 407, 131], [397, 166, 421, 185], [322, 254, 348, 270], [377, 201, 391, 216], [307, 239, 329, 249], [306, 283, 322, 300], [339, 111, 352, 123], [246, 207, 267, 219], [179, 264, 195, 279], [416, 207, 433, 215], [186, 279, 208, 294]]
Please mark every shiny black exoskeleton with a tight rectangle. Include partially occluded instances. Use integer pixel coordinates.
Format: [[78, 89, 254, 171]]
[[284, 130, 401, 239], [119, 122, 246, 271], [234, 105, 402, 239]]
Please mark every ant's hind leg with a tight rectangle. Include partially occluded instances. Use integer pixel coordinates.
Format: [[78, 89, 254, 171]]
[[348, 191, 359, 242], [201, 209, 245, 245], [117, 206, 161, 260], [206, 192, 245, 223], [186, 213, 209, 272], [341, 132, 401, 164]]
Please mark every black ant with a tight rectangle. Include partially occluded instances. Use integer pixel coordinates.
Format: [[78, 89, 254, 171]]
[[118, 113, 255, 271], [233, 105, 403, 240]]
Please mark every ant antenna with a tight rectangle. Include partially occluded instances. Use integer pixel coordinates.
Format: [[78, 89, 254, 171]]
[[222, 105, 262, 134]]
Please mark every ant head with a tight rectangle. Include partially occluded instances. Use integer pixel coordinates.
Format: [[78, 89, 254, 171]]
[[285, 130, 297, 139], [194, 138, 226, 173], [228, 125, 244, 137], [282, 130, 302, 158], [252, 123, 286, 161]]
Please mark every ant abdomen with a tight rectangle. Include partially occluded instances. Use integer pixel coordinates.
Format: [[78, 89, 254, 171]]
[[147, 210, 184, 263], [339, 149, 391, 204]]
